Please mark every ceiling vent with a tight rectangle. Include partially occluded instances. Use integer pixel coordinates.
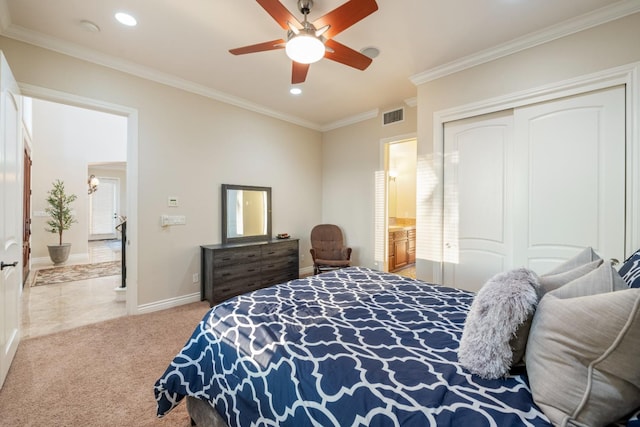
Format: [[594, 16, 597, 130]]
[[382, 108, 404, 126]]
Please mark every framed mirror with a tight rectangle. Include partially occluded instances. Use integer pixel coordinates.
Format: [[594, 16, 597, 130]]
[[221, 184, 272, 244]]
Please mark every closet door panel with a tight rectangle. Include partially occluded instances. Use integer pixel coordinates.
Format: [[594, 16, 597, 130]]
[[513, 86, 625, 273], [442, 113, 513, 291]]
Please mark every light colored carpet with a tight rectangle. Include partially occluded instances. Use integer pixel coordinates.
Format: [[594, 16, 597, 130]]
[[32, 261, 122, 286], [0, 301, 211, 426]]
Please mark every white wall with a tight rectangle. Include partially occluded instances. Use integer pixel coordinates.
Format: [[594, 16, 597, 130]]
[[0, 36, 323, 307], [30, 99, 127, 261]]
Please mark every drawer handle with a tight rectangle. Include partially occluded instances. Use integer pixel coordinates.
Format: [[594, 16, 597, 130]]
[[222, 273, 231, 277], [247, 269, 256, 273], [247, 254, 256, 258], [222, 257, 231, 261]]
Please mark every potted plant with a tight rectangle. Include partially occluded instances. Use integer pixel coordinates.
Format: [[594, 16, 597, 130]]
[[45, 179, 77, 265]]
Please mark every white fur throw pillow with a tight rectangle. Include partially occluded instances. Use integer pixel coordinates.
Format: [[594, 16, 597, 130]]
[[458, 268, 540, 379]]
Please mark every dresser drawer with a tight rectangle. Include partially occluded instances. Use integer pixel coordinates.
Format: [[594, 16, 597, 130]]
[[262, 269, 298, 287], [201, 239, 299, 306], [262, 240, 298, 258], [213, 246, 261, 266], [213, 277, 263, 301], [213, 260, 260, 282], [262, 255, 297, 273]]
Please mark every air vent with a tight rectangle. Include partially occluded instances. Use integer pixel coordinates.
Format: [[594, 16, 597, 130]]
[[382, 108, 404, 126]]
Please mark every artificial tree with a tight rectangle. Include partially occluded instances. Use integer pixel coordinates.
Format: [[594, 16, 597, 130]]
[[45, 179, 77, 264]]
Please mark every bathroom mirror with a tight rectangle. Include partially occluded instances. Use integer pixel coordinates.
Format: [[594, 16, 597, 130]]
[[221, 184, 272, 244]]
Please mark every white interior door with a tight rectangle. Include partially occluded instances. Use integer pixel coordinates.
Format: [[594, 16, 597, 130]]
[[443, 112, 514, 291], [89, 177, 118, 240], [1, 52, 22, 389], [512, 86, 626, 273], [442, 86, 626, 291]]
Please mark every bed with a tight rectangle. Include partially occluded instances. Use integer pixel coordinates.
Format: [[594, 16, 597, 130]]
[[154, 266, 640, 427]]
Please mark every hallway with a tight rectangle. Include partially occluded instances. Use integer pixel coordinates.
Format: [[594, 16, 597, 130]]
[[22, 240, 126, 338]]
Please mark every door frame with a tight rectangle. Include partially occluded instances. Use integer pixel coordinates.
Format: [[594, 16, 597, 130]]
[[427, 62, 640, 284], [19, 83, 139, 314], [22, 146, 31, 285], [375, 133, 417, 272]]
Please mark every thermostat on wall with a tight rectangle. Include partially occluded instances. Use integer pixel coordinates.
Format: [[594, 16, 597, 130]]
[[168, 196, 178, 207]]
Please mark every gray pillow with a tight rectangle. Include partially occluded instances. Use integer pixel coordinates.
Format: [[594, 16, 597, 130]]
[[543, 246, 602, 276], [526, 262, 639, 426], [539, 259, 602, 295], [458, 268, 539, 379]]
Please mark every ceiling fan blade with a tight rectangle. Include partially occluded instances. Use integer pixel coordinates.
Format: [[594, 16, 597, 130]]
[[312, 0, 378, 39], [229, 39, 286, 55], [257, 0, 302, 30], [292, 62, 310, 84], [324, 39, 372, 70]]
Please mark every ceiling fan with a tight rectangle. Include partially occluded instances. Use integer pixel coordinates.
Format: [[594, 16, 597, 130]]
[[229, 0, 379, 84]]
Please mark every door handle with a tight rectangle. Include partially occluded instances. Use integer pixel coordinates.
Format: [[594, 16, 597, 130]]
[[1, 261, 18, 271]]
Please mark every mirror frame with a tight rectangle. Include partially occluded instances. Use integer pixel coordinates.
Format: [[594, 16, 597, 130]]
[[221, 184, 272, 245]]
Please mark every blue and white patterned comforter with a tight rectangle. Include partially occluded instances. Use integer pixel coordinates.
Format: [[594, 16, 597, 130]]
[[154, 267, 572, 426]]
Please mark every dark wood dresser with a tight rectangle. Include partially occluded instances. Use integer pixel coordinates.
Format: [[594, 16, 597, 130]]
[[200, 239, 299, 306]]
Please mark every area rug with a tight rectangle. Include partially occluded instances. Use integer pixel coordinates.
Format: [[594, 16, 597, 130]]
[[32, 261, 122, 286]]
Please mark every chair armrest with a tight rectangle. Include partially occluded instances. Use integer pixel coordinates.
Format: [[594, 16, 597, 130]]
[[310, 248, 317, 262], [342, 247, 352, 260]]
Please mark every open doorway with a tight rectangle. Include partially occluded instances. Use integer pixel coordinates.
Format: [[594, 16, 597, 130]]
[[387, 139, 417, 277], [22, 96, 129, 338], [374, 137, 417, 277]]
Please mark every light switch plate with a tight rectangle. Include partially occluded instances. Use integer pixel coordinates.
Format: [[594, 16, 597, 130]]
[[168, 197, 178, 207]]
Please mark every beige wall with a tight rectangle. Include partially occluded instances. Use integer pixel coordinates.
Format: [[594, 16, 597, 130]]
[[321, 13, 640, 277], [0, 36, 323, 307], [413, 12, 640, 281], [31, 98, 127, 261], [321, 107, 417, 268]]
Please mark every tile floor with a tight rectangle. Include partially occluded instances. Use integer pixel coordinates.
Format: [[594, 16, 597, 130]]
[[22, 240, 127, 338]]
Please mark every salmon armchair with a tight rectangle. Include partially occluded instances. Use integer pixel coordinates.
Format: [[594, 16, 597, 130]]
[[309, 224, 352, 275]]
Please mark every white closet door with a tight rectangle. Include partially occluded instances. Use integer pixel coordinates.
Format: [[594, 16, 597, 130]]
[[442, 112, 514, 291], [513, 86, 626, 273]]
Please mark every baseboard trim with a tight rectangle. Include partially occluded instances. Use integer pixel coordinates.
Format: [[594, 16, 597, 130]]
[[299, 266, 314, 277], [136, 292, 202, 315]]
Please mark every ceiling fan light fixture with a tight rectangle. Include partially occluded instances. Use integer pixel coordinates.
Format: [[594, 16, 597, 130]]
[[285, 34, 325, 64]]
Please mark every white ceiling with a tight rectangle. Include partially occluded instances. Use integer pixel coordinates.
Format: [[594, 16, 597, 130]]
[[1, 0, 637, 130]]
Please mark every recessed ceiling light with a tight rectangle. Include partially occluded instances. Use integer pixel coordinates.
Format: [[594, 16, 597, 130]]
[[80, 19, 100, 33], [115, 12, 137, 27], [290, 87, 302, 95]]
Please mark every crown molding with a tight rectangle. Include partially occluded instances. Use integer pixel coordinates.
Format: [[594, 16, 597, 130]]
[[0, 23, 323, 131], [320, 109, 379, 132], [410, 0, 640, 86], [404, 97, 417, 108]]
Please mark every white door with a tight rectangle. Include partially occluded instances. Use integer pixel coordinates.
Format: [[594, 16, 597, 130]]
[[512, 86, 626, 273], [442, 86, 625, 291], [1, 52, 22, 389], [89, 177, 118, 240], [443, 112, 514, 291]]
